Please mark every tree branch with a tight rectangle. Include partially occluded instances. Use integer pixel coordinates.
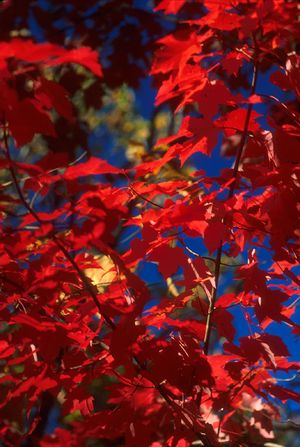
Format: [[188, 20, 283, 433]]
[[203, 53, 259, 356], [3, 123, 116, 330]]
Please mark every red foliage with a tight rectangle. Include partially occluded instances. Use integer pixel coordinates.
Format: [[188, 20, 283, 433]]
[[0, 1, 299, 446]]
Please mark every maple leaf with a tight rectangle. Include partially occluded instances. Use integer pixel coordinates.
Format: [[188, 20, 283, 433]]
[[199, 9, 243, 31], [48, 47, 103, 77], [36, 78, 74, 121], [151, 30, 201, 77], [148, 244, 186, 278], [154, 0, 186, 14], [213, 308, 236, 342], [264, 383, 300, 403], [216, 108, 262, 136], [204, 221, 228, 254], [6, 99, 56, 146], [159, 116, 218, 165], [63, 157, 121, 179], [0, 341, 15, 359], [0, 39, 103, 77]]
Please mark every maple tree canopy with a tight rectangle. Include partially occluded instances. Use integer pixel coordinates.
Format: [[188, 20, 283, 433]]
[[0, 1, 299, 446]]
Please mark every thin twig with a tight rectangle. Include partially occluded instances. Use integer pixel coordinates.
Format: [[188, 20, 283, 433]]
[[129, 184, 164, 209]]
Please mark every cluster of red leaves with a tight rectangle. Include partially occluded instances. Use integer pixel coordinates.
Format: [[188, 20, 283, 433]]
[[0, 1, 299, 446]]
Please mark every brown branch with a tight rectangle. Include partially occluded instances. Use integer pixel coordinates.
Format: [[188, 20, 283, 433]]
[[202, 256, 245, 268], [3, 124, 116, 331], [203, 52, 259, 356]]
